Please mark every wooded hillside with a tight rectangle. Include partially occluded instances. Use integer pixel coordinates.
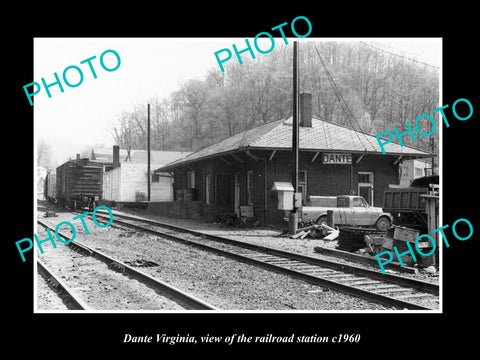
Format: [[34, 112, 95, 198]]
[[112, 41, 439, 154]]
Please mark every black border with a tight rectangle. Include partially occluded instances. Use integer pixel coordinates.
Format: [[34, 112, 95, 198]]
[[7, 7, 478, 355]]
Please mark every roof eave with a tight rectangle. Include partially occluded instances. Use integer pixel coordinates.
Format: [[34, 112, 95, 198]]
[[154, 146, 432, 172], [154, 148, 248, 173]]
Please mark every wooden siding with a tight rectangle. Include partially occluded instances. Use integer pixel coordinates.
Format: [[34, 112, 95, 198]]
[[171, 149, 400, 225], [44, 170, 56, 200], [103, 163, 173, 202], [103, 167, 121, 201], [67, 166, 103, 197], [56, 159, 103, 204], [120, 163, 147, 201], [151, 176, 174, 201]]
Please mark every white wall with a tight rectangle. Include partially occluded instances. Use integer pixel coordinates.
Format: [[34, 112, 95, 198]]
[[399, 159, 430, 187], [151, 176, 174, 201], [119, 163, 144, 201], [103, 167, 121, 201], [103, 163, 174, 202]]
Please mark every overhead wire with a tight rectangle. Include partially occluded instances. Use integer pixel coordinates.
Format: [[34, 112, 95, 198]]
[[312, 42, 377, 150], [358, 41, 439, 69], [306, 44, 333, 151]]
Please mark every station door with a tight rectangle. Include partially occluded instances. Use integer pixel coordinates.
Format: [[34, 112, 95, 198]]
[[215, 173, 233, 210]]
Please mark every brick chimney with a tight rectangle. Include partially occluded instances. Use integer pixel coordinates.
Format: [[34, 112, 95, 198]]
[[113, 145, 120, 168], [299, 93, 312, 127]]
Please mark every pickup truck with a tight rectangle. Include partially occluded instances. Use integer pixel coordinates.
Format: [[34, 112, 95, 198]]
[[301, 195, 393, 231]]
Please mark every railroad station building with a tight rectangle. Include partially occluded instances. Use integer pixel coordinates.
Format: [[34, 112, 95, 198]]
[[92, 146, 190, 202], [154, 94, 432, 225]]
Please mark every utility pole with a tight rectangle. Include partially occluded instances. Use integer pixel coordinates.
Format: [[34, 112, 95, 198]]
[[147, 103, 151, 201], [289, 41, 299, 235], [430, 137, 435, 176], [430, 109, 435, 176]]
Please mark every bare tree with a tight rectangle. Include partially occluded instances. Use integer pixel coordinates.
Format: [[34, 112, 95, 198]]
[[37, 138, 52, 167], [152, 98, 171, 150], [175, 80, 208, 139], [110, 41, 439, 154]]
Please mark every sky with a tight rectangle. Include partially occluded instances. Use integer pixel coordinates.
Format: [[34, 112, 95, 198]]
[[34, 37, 441, 167]]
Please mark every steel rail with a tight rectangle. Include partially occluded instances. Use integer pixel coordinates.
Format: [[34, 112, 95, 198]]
[[37, 259, 90, 310], [93, 212, 439, 310], [95, 211, 438, 294], [37, 219, 218, 311], [313, 245, 416, 274]]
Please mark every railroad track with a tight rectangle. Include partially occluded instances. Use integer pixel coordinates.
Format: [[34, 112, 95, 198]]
[[93, 210, 440, 310], [37, 219, 217, 311], [37, 259, 90, 310]]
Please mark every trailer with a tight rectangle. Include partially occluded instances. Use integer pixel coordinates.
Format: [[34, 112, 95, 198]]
[[56, 158, 103, 209]]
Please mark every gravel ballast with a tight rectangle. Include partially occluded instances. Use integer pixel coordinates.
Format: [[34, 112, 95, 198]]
[[123, 208, 440, 285], [35, 202, 394, 311], [34, 204, 438, 311]]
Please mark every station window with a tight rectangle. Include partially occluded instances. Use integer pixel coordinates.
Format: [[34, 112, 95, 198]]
[[187, 170, 195, 189], [414, 167, 424, 177], [151, 173, 160, 183], [358, 172, 373, 183]]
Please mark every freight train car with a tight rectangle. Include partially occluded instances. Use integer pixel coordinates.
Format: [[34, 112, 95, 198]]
[[44, 169, 57, 202], [56, 157, 103, 209]]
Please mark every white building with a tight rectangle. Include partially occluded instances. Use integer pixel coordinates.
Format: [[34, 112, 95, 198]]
[[399, 159, 433, 187], [92, 146, 190, 202]]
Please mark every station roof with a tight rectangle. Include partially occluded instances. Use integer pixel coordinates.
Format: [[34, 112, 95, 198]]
[[92, 148, 191, 166], [156, 116, 432, 171]]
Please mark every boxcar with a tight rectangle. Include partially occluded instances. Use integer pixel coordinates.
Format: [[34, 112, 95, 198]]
[[44, 169, 57, 202], [56, 158, 103, 209]]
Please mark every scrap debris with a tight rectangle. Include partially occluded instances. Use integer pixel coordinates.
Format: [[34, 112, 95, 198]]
[[289, 223, 339, 240]]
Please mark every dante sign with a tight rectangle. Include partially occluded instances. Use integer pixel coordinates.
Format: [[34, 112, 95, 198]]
[[322, 153, 352, 165]]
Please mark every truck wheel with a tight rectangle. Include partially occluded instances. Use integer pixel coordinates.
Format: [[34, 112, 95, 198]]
[[375, 216, 391, 231], [316, 216, 327, 226]]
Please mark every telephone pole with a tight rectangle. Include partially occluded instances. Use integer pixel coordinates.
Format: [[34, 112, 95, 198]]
[[147, 103, 151, 201], [289, 41, 299, 235]]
